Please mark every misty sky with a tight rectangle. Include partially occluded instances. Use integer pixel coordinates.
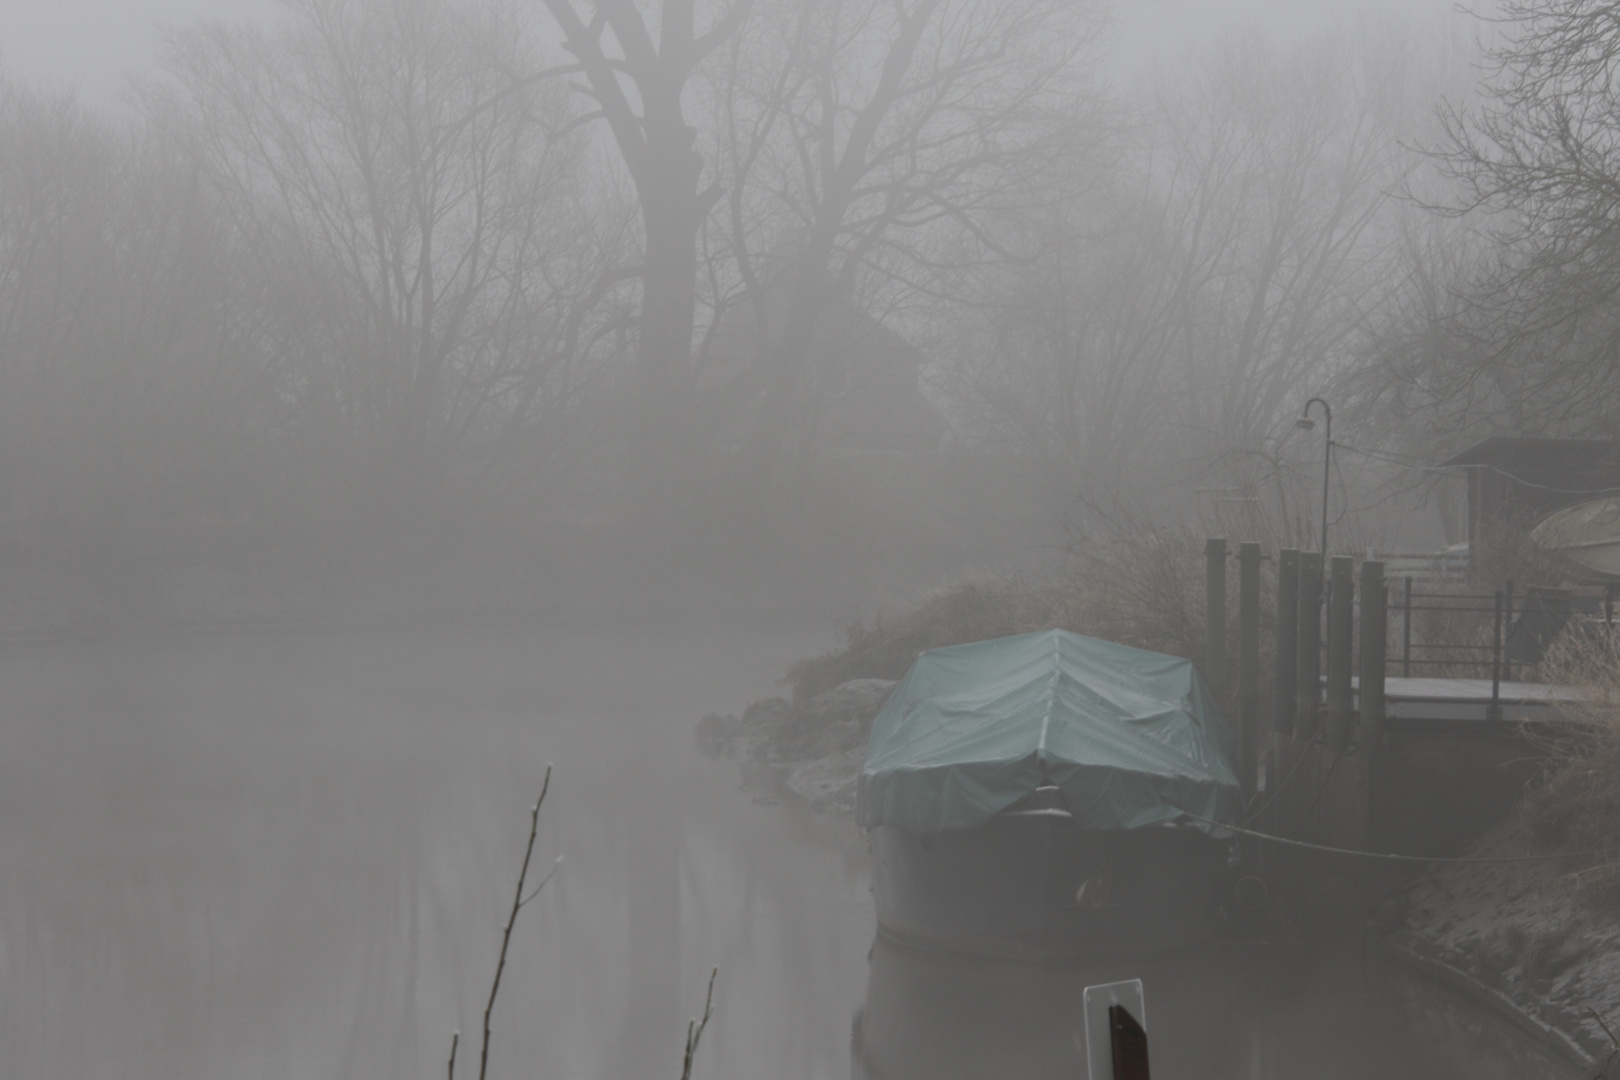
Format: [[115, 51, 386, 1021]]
[[4, 0, 1444, 103]]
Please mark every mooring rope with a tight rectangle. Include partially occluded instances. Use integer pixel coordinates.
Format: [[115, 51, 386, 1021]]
[[1239, 739, 1320, 825], [1181, 813, 1620, 865]]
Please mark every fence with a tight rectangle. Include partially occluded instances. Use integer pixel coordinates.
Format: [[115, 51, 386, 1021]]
[[1389, 578, 1617, 693], [1206, 540, 1616, 800]]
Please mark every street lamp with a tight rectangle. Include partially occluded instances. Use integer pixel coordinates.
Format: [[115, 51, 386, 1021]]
[[1295, 398, 1332, 560]]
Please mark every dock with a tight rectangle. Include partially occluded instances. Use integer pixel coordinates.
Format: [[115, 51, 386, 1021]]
[[1370, 676, 1580, 730], [1202, 540, 1600, 913]]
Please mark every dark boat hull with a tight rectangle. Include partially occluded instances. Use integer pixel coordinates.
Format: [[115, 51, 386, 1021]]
[[869, 818, 1229, 959]]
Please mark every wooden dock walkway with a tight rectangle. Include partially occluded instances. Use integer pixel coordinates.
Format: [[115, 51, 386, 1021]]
[[1362, 676, 1582, 730], [1202, 539, 1605, 916]]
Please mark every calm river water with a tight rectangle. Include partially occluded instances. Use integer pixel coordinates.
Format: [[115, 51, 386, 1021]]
[[0, 619, 1584, 1080]]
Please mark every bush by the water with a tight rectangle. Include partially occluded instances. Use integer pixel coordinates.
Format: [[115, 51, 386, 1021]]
[[782, 577, 1077, 701], [784, 530, 1217, 702], [1522, 636, 1620, 907]]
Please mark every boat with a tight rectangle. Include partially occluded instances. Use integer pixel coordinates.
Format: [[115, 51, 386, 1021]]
[[858, 629, 1240, 959], [1530, 496, 1620, 579]]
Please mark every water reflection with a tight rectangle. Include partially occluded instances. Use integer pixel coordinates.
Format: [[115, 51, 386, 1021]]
[[0, 622, 872, 1080], [0, 621, 1590, 1079], [852, 931, 1583, 1080], [854, 934, 1254, 1080]]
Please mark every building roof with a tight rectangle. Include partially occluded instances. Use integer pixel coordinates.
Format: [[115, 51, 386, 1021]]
[[1440, 437, 1620, 470]]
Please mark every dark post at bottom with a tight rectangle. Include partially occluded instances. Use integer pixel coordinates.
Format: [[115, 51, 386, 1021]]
[[1109, 1004, 1151, 1080]]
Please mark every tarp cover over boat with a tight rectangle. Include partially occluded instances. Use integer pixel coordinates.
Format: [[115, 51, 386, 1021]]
[[858, 629, 1240, 834]]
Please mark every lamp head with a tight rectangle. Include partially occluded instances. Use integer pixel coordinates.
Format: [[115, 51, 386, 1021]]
[[1295, 416, 1316, 431]]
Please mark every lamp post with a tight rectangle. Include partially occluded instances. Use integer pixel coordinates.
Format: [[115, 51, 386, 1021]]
[[1296, 398, 1332, 561]]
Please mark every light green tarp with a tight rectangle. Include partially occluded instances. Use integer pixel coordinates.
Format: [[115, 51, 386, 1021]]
[[858, 629, 1240, 834]]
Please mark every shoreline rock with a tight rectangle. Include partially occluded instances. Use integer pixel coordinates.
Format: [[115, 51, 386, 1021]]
[[696, 678, 895, 816]]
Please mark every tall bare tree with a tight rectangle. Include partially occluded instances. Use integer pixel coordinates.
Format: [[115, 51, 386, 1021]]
[[1400, 0, 1620, 438], [950, 32, 1415, 530], [157, 0, 622, 524], [709, 0, 1094, 500], [0, 81, 278, 561], [539, 0, 750, 503]]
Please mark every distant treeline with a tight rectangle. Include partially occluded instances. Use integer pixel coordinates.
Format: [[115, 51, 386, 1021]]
[[0, 0, 1611, 608]]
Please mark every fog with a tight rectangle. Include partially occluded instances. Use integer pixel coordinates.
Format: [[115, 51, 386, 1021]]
[[1, 621, 870, 1078], [0, 0, 1607, 1075], [0, 0, 1480, 612], [8, 1, 1439, 105], [0, 623, 1573, 1080]]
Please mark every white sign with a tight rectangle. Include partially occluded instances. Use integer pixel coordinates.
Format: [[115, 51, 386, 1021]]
[[1082, 978, 1146, 1080]]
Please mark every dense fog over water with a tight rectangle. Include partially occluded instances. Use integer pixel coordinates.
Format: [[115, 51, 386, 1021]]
[[2, 623, 1579, 1079], [1, 622, 872, 1078], [4, 0, 1617, 1074]]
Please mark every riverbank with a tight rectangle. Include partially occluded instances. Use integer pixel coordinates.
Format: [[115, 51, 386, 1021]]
[[696, 678, 894, 816], [1386, 814, 1620, 1070]]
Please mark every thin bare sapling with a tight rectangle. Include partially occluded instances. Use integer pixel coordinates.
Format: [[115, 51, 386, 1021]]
[[448, 765, 559, 1080]]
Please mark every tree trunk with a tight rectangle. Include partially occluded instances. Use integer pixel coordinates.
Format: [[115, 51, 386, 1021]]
[[632, 119, 704, 511]]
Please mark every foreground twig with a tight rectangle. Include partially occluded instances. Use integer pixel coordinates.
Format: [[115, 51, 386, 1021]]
[[449, 765, 558, 1080], [680, 968, 718, 1080], [1590, 1007, 1620, 1079]]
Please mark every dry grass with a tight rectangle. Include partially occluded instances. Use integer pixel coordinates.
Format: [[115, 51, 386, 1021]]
[[1072, 529, 1210, 661], [1404, 591, 1498, 678], [1521, 633, 1620, 907], [1490, 922, 1578, 981]]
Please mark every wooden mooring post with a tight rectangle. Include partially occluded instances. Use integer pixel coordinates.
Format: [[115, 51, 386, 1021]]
[[1360, 560, 1386, 751], [1295, 553, 1323, 742], [1274, 549, 1299, 736], [1205, 538, 1227, 700], [1238, 542, 1262, 795], [1325, 556, 1354, 753]]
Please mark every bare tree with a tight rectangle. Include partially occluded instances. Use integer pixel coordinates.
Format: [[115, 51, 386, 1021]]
[[0, 80, 280, 564], [538, 0, 751, 506], [155, 0, 624, 529], [1407, 0, 1620, 438], [948, 31, 1416, 532], [708, 0, 1096, 502]]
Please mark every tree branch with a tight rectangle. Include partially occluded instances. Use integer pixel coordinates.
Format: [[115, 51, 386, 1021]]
[[679, 968, 719, 1080], [476, 764, 553, 1080]]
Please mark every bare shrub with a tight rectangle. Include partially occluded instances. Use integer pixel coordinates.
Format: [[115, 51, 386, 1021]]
[[1072, 528, 1208, 661], [1485, 922, 1577, 981], [785, 575, 1078, 701], [1408, 592, 1497, 679], [1520, 632, 1620, 907], [784, 528, 1220, 701]]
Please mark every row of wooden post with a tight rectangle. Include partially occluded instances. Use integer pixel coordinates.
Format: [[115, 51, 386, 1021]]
[[1206, 539, 1387, 792]]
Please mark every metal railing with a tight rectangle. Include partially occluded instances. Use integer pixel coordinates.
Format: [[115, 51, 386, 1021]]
[[1388, 578, 1618, 690], [1390, 578, 1513, 682]]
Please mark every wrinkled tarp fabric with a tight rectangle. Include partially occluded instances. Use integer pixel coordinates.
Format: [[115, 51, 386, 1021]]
[[858, 629, 1240, 834]]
